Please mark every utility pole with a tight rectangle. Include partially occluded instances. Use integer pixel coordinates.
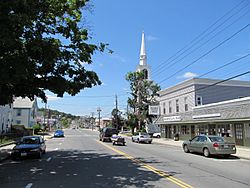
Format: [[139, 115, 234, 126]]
[[115, 94, 118, 129], [97, 107, 102, 131], [91, 112, 94, 131]]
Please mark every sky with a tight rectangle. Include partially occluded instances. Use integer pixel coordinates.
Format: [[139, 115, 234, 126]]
[[38, 0, 250, 118]]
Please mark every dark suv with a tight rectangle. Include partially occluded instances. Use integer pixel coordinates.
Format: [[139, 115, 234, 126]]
[[99, 127, 118, 142]]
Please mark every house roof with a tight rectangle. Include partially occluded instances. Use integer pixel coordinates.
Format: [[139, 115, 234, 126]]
[[13, 97, 36, 109]]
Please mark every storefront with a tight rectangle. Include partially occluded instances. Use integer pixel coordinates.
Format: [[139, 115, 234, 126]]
[[156, 97, 250, 147]]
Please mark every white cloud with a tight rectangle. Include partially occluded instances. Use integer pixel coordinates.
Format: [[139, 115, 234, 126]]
[[178, 72, 198, 79], [146, 35, 158, 41]]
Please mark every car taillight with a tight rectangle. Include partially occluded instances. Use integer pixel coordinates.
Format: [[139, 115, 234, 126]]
[[213, 143, 219, 148]]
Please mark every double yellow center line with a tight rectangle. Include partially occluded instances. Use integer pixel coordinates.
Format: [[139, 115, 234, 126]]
[[97, 141, 194, 188]]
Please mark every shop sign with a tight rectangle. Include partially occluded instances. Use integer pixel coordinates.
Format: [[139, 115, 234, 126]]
[[192, 113, 221, 119], [149, 105, 160, 115], [163, 116, 181, 122]]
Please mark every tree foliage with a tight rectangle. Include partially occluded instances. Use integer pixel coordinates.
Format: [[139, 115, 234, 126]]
[[0, 0, 109, 105], [111, 108, 123, 130], [126, 71, 160, 129]]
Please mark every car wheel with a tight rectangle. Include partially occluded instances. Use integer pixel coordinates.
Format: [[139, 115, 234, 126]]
[[157, 135, 160, 138], [223, 154, 230, 158], [37, 150, 42, 159], [203, 148, 210, 157], [43, 149, 46, 154], [132, 138, 134, 142], [137, 139, 140, 143], [183, 145, 190, 153], [148, 141, 152, 144]]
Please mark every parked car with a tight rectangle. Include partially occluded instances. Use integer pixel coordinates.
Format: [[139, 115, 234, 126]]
[[11, 136, 46, 159], [99, 127, 119, 142], [132, 132, 153, 144], [54, 129, 64, 137], [182, 135, 236, 157], [111, 134, 126, 146], [152, 132, 161, 138]]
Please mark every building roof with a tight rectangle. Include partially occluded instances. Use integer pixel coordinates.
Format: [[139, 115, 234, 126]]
[[159, 78, 250, 96], [13, 97, 36, 109]]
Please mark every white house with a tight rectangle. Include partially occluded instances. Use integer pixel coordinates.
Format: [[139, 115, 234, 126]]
[[0, 104, 13, 134], [12, 97, 38, 128]]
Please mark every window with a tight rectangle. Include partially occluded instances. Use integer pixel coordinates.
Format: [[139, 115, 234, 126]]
[[184, 97, 188, 111], [176, 99, 179, 113], [16, 120, 21, 124], [169, 101, 172, 114], [16, 109, 22, 116], [196, 96, 202, 106], [163, 102, 166, 114], [181, 125, 189, 135]]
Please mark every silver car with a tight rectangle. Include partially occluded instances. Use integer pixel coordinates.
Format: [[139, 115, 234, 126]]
[[132, 132, 152, 144], [182, 135, 236, 157]]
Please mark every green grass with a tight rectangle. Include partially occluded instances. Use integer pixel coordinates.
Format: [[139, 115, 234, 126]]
[[0, 137, 15, 145]]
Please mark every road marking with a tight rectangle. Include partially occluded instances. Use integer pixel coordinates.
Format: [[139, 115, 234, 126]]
[[25, 183, 33, 188], [54, 148, 59, 151], [46, 157, 52, 162], [59, 143, 62, 145], [97, 141, 194, 188]]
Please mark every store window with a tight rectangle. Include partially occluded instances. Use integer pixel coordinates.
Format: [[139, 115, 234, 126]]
[[181, 125, 189, 135], [217, 124, 232, 137]]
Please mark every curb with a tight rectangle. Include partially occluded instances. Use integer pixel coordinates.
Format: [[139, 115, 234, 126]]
[[0, 141, 15, 148]]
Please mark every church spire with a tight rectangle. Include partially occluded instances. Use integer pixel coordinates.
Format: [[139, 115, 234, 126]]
[[137, 32, 150, 80], [139, 32, 147, 66]]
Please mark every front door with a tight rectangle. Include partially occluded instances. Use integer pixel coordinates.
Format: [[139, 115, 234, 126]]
[[234, 123, 244, 146]]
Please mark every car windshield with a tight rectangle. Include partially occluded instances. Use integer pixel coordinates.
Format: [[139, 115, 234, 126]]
[[141, 133, 149, 136], [208, 136, 225, 142], [21, 137, 40, 144]]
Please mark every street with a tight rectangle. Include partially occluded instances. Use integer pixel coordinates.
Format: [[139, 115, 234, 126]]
[[0, 129, 250, 188]]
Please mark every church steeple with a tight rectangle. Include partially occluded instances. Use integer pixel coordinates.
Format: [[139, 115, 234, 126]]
[[139, 32, 147, 66], [137, 32, 150, 80]]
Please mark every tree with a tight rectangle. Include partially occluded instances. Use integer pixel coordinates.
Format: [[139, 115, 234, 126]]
[[111, 108, 123, 130], [0, 0, 110, 105], [126, 71, 160, 131]]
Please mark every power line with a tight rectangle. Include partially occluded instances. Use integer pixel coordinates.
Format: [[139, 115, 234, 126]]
[[198, 53, 250, 78], [154, 8, 250, 78], [159, 70, 250, 102], [152, 0, 248, 75], [158, 23, 250, 85]]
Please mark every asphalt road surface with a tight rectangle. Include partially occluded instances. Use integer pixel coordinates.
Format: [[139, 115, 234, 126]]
[[0, 129, 250, 188]]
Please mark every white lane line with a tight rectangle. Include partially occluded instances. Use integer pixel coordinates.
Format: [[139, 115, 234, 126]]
[[25, 183, 33, 188], [54, 148, 59, 151], [59, 143, 62, 145], [46, 157, 52, 162]]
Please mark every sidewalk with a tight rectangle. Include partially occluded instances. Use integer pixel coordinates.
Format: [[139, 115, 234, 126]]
[[0, 134, 53, 162]]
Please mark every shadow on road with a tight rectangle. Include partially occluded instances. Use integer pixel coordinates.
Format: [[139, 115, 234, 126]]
[[0, 149, 167, 188]]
